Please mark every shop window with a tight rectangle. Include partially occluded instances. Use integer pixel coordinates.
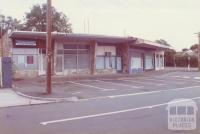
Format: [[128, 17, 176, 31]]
[[57, 44, 90, 71], [17, 55, 25, 64], [64, 50, 77, 54], [131, 57, 142, 69], [63, 45, 77, 49], [78, 45, 89, 49], [78, 54, 89, 69], [64, 54, 77, 69], [96, 57, 105, 69], [27, 56, 34, 64], [96, 56, 118, 70], [57, 50, 63, 54]]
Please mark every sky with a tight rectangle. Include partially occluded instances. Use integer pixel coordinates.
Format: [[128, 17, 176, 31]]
[[0, 0, 200, 51]]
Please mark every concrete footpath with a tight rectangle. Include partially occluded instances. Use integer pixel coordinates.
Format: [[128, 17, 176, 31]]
[[0, 89, 53, 108]]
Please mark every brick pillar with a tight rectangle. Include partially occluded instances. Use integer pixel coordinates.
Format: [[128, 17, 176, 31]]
[[90, 41, 97, 75], [117, 44, 129, 74], [153, 52, 156, 70], [142, 53, 145, 71]]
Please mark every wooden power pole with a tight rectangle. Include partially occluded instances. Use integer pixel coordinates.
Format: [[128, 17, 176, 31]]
[[198, 33, 200, 71], [46, 0, 52, 94]]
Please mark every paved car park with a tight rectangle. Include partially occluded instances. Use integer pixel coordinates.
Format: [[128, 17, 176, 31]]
[[65, 72, 200, 99], [14, 70, 200, 100]]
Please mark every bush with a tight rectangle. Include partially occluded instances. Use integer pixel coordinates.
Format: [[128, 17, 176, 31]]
[[175, 55, 198, 67]]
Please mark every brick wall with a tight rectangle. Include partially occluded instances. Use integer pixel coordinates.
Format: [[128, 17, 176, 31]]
[[117, 44, 129, 73]]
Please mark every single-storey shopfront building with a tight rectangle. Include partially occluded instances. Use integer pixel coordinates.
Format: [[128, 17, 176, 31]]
[[9, 31, 170, 77]]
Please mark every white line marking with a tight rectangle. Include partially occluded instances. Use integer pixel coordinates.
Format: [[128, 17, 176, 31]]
[[74, 79, 93, 82], [182, 76, 190, 79], [194, 77, 200, 80], [71, 92, 81, 95], [79, 86, 200, 101], [161, 76, 200, 82], [67, 81, 116, 91], [171, 76, 181, 78], [119, 79, 165, 86], [107, 86, 200, 98], [40, 96, 200, 125], [95, 80, 142, 89], [138, 78, 184, 85], [102, 89, 117, 91]]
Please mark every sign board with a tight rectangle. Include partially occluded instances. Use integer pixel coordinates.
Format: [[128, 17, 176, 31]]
[[16, 40, 36, 46]]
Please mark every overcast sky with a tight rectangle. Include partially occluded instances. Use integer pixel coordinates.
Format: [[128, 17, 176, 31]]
[[0, 0, 200, 51]]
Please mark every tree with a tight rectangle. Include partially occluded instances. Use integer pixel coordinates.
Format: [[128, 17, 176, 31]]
[[190, 44, 198, 52], [23, 3, 72, 33], [0, 14, 22, 38], [155, 39, 171, 46], [164, 49, 176, 67]]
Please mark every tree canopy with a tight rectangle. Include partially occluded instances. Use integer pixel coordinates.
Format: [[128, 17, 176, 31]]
[[0, 15, 22, 38], [190, 44, 198, 52], [23, 3, 72, 33]]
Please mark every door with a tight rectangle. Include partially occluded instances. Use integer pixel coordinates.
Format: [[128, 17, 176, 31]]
[[116, 57, 122, 71], [145, 54, 154, 70], [39, 49, 46, 75], [56, 56, 63, 75]]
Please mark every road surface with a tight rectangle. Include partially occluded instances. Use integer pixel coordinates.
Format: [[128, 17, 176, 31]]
[[0, 71, 200, 134]]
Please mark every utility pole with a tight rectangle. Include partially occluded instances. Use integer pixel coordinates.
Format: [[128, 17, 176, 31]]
[[0, 16, 3, 57], [0, 25, 3, 57], [46, 0, 52, 94], [198, 33, 200, 71]]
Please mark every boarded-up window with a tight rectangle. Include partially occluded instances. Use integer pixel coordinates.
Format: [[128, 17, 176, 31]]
[[27, 56, 34, 64]]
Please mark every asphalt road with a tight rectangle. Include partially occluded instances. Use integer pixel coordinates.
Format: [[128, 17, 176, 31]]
[[1, 71, 200, 134]]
